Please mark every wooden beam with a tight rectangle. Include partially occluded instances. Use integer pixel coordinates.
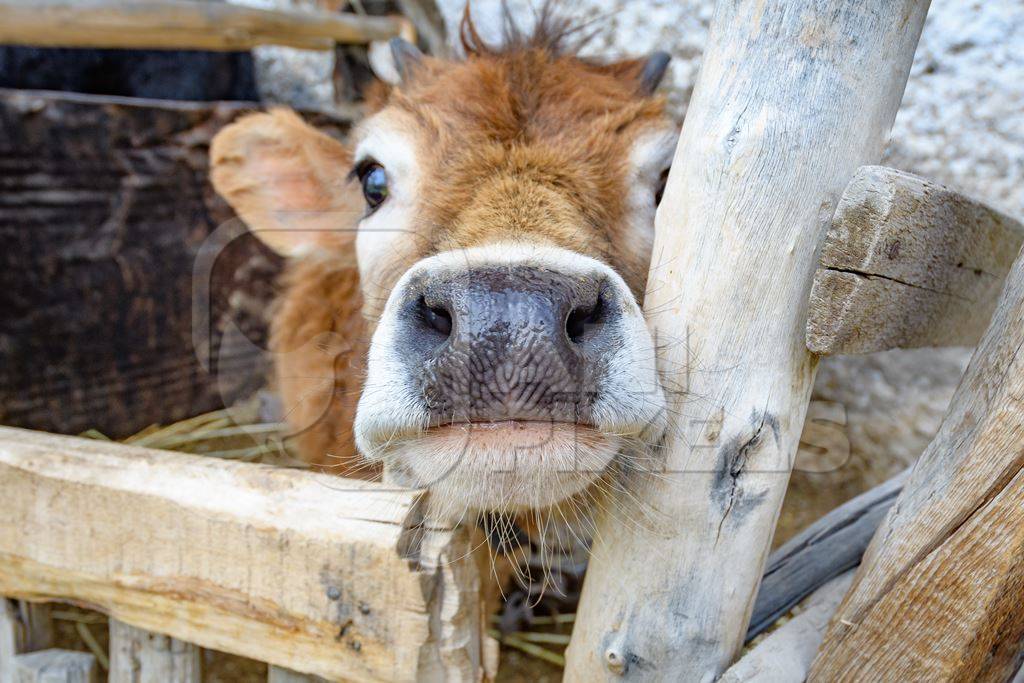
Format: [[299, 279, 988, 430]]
[[723, 572, 854, 683], [749, 469, 907, 640], [810, 242, 1024, 680], [0, 427, 490, 682], [10, 650, 98, 683], [109, 620, 200, 683], [564, 1, 929, 679], [0, 0, 404, 51], [807, 166, 1024, 355]]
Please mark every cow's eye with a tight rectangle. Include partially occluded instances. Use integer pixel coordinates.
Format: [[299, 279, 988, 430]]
[[357, 161, 389, 209]]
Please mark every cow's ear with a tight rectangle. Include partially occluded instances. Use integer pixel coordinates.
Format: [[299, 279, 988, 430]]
[[210, 109, 360, 256]]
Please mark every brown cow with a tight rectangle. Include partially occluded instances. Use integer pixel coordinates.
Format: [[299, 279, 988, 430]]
[[212, 10, 678, 530]]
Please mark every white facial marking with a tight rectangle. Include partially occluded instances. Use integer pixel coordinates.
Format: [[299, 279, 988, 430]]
[[354, 242, 668, 517], [622, 126, 680, 264], [351, 110, 423, 288]]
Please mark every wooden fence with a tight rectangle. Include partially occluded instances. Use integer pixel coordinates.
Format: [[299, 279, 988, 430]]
[[4, 0, 1024, 681]]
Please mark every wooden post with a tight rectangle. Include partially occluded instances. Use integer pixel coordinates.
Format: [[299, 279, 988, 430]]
[[810, 247, 1024, 680], [11, 650, 98, 683], [109, 621, 200, 683], [565, 1, 930, 679]]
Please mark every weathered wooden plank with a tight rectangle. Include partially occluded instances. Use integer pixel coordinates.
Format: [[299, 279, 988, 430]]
[[2, 601, 54, 683], [0, 0, 404, 51], [748, 468, 907, 641], [810, 240, 1024, 680], [0, 89, 352, 438], [11, 650, 98, 683], [724, 572, 853, 683], [109, 620, 200, 683], [565, 1, 929, 679], [0, 427, 489, 682], [807, 165, 1024, 355]]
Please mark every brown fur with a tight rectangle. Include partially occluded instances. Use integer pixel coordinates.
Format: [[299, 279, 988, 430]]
[[211, 24, 672, 473]]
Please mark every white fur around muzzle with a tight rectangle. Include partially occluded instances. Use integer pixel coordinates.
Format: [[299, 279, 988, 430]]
[[354, 242, 668, 515]]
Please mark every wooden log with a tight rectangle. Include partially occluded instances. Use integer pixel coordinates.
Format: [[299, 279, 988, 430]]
[[109, 620, 200, 683], [564, 1, 929, 679], [0, 89, 354, 438], [807, 166, 1024, 355], [748, 468, 907, 640], [0, 0, 404, 51], [723, 571, 854, 683], [11, 650, 98, 683], [0, 427, 490, 682], [810, 238, 1024, 680]]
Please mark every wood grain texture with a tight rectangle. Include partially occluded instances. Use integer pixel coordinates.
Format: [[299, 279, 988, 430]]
[[748, 469, 907, 640], [1, 601, 54, 683], [0, 0, 403, 51], [807, 165, 1024, 355], [10, 650, 98, 683], [109, 620, 200, 683], [0, 90, 351, 438], [565, 2, 929, 680], [0, 427, 490, 682], [724, 572, 853, 683], [810, 243, 1024, 681], [10, 651, 97, 683]]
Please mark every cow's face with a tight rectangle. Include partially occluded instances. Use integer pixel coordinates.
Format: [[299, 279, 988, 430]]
[[211, 32, 676, 519]]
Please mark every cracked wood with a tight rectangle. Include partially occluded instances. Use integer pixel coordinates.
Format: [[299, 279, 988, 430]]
[[807, 165, 1024, 355], [0, 427, 489, 682], [564, 2, 929, 680], [810, 241, 1024, 681]]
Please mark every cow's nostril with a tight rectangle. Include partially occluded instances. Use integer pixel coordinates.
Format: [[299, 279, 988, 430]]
[[419, 297, 453, 338], [566, 296, 603, 344]]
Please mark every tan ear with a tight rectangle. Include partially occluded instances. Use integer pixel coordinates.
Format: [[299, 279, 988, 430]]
[[210, 109, 360, 256]]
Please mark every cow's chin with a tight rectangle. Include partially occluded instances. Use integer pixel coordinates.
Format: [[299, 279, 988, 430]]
[[382, 421, 620, 519]]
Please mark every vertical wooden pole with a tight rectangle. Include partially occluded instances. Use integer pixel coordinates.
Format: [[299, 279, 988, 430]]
[[108, 620, 200, 683], [565, 1, 930, 679]]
